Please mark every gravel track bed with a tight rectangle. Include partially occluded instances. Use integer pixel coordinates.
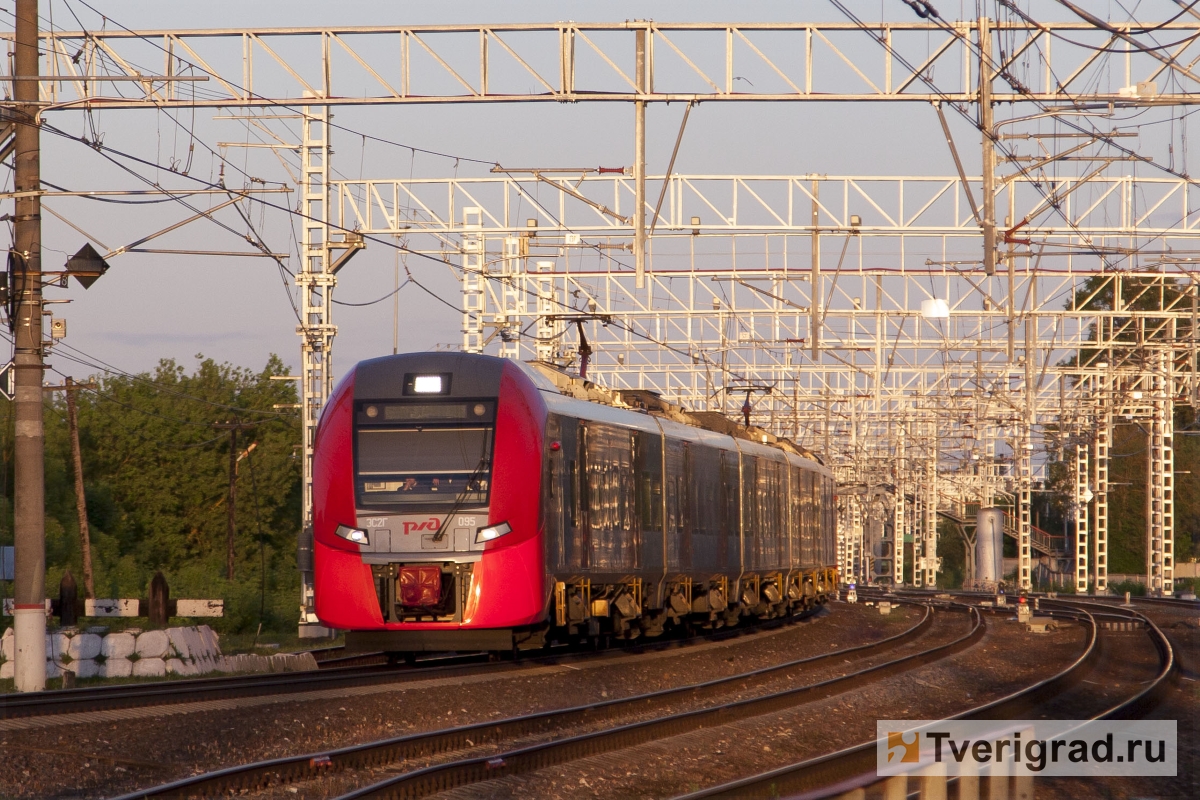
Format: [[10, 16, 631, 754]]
[[0, 603, 912, 799], [1037, 606, 1198, 800], [432, 613, 1088, 799], [246, 603, 967, 798]]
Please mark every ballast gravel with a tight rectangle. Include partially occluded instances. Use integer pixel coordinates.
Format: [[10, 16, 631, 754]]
[[0, 602, 913, 799]]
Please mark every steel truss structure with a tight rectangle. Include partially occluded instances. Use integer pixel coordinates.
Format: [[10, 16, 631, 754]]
[[9, 13, 1198, 622]]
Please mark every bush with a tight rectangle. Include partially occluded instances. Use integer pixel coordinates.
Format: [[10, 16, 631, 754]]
[[1108, 579, 1146, 597]]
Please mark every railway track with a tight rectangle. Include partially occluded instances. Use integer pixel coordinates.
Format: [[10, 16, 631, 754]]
[[0, 652, 472, 722], [0, 604, 830, 723], [113, 600, 977, 799], [678, 597, 1175, 799]]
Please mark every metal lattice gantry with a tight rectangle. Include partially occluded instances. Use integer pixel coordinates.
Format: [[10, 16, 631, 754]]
[[13, 12, 1200, 614], [21, 19, 1200, 108]]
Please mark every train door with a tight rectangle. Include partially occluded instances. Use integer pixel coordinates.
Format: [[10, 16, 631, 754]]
[[788, 464, 801, 570], [577, 422, 591, 570], [664, 438, 691, 571], [718, 448, 739, 571], [690, 445, 720, 572], [544, 415, 566, 571], [742, 455, 758, 571], [560, 419, 586, 571], [800, 470, 814, 566], [634, 429, 664, 571]]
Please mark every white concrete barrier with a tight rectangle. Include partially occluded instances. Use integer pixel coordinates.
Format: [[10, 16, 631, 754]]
[[68, 632, 102, 661], [0, 623, 317, 682], [101, 631, 135, 659], [99, 658, 132, 678], [134, 629, 170, 659], [132, 657, 167, 677]]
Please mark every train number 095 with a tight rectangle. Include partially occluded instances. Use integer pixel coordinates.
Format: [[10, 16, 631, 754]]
[[457, 516, 477, 527]]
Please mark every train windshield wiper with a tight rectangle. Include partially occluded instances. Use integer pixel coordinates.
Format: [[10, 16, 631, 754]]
[[431, 454, 490, 541]]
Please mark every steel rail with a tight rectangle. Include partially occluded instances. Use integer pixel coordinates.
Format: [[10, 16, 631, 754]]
[[1040, 599, 1177, 720], [3, 607, 831, 721], [329, 603, 980, 800], [0, 658, 429, 720], [113, 602, 942, 799], [881, 586, 1199, 611], [681, 598, 1174, 799]]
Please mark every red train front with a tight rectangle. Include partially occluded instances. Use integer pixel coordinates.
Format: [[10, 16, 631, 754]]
[[312, 353, 548, 652]]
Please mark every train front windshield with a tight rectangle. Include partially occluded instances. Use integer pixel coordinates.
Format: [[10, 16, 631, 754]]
[[354, 400, 494, 508]]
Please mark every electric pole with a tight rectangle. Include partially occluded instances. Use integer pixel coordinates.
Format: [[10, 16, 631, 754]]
[[46, 378, 98, 598], [213, 421, 255, 580], [11, 0, 46, 693], [979, 16, 996, 279]]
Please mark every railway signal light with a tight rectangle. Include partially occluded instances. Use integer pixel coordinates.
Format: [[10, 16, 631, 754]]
[[64, 243, 110, 289]]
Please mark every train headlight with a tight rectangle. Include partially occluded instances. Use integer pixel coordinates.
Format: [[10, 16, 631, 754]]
[[413, 375, 444, 394], [475, 521, 512, 543], [335, 524, 369, 545]]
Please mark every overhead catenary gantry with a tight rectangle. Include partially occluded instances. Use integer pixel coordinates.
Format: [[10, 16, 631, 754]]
[[8, 13, 1198, 625]]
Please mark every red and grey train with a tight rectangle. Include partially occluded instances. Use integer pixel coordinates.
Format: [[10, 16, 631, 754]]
[[312, 352, 838, 653]]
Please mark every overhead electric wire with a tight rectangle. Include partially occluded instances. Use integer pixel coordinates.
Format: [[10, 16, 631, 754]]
[[28, 3, 1198, 390], [65, 0, 498, 169], [864, 0, 1200, 276], [332, 279, 410, 307]]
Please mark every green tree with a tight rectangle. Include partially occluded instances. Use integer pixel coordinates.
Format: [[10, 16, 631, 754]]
[[0, 355, 301, 632]]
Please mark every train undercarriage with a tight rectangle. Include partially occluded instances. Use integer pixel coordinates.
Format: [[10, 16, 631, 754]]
[[344, 566, 838, 655]]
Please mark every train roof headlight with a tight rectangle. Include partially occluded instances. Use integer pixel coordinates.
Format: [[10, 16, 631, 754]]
[[475, 521, 512, 544], [335, 524, 369, 545], [413, 375, 444, 394]]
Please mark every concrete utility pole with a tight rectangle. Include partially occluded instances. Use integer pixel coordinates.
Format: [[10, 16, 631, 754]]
[[213, 421, 256, 580], [11, 0, 45, 693], [46, 379, 98, 598]]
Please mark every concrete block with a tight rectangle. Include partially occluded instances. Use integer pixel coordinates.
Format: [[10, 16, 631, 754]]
[[48, 632, 70, 663], [132, 657, 166, 677], [293, 652, 319, 672], [167, 627, 191, 659], [68, 633, 102, 662], [0, 660, 12, 679], [135, 629, 170, 659], [45, 660, 62, 679], [182, 627, 205, 659], [100, 658, 132, 678], [226, 653, 270, 674], [197, 625, 221, 655], [1, 627, 13, 662], [101, 631, 135, 659], [165, 658, 199, 676], [73, 659, 100, 679]]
